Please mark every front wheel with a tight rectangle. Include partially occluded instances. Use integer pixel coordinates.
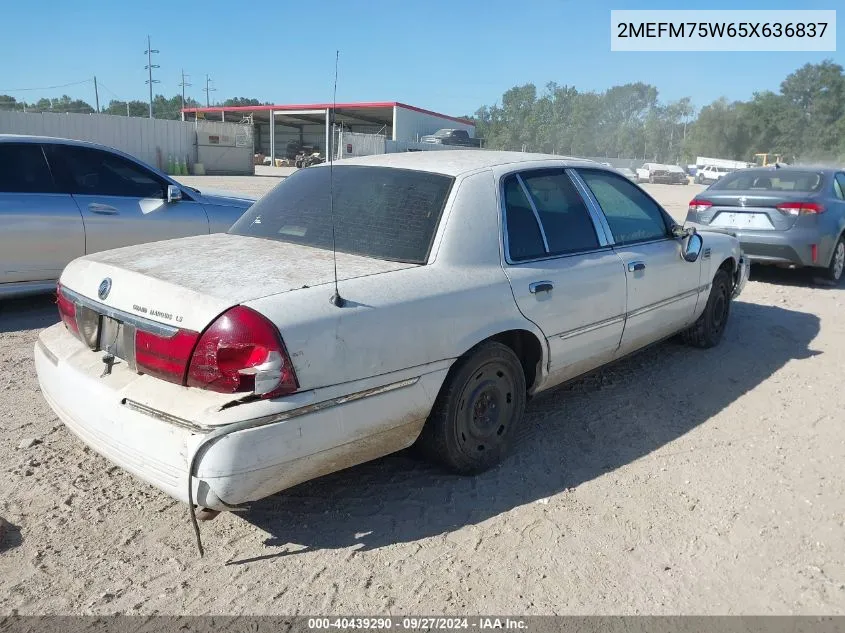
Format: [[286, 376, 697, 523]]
[[417, 341, 526, 474], [682, 269, 732, 349], [824, 237, 845, 284]]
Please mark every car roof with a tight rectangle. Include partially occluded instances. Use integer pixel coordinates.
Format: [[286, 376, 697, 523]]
[[322, 150, 602, 177], [0, 133, 121, 152], [730, 166, 836, 176]]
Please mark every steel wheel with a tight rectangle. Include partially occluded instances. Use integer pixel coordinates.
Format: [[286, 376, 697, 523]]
[[708, 276, 730, 339], [417, 341, 526, 474], [454, 360, 518, 455]]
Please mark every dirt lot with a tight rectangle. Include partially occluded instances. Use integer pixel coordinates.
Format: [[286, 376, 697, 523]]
[[1, 179, 844, 615]]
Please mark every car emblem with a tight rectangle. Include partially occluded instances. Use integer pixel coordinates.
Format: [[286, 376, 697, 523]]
[[98, 278, 112, 300], [738, 196, 747, 207]]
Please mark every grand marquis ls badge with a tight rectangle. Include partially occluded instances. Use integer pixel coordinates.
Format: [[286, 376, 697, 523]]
[[98, 277, 112, 300]]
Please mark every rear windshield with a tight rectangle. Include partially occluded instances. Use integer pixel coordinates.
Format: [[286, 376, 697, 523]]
[[711, 170, 824, 192], [228, 165, 454, 264]]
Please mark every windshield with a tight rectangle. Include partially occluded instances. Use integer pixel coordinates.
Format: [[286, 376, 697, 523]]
[[433, 129, 453, 137], [229, 166, 454, 264], [710, 170, 824, 192]]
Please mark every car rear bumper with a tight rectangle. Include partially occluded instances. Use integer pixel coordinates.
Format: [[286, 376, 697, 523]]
[[35, 323, 445, 510], [687, 224, 824, 267]]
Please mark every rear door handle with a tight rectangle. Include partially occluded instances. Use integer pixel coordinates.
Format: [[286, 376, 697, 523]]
[[628, 261, 646, 272], [529, 281, 554, 294], [88, 203, 118, 215]]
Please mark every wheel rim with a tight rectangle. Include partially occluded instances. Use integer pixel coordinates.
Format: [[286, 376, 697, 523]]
[[833, 242, 845, 281], [710, 281, 729, 336], [456, 361, 517, 454]]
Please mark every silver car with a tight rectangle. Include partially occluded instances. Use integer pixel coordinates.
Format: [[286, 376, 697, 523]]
[[685, 166, 845, 283], [0, 135, 255, 298]]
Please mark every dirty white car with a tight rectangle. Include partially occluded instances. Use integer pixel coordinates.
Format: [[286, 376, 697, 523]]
[[35, 151, 749, 548]]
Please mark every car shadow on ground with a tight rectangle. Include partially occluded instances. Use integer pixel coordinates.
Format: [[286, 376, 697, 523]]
[[0, 294, 59, 334], [750, 264, 842, 290], [232, 301, 820, 563]]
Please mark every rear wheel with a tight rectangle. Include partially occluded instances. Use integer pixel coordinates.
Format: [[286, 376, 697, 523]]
[[824, 237, 845, 284], [682, 269, 732, 349], [417, 342, 526, 474]]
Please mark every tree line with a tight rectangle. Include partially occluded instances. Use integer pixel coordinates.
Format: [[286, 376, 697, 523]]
[[0, 94, 265, 120], [471, 61, 845, 165], [3, 61, 844, 164]]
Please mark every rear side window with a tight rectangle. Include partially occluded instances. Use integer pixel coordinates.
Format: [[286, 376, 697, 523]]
[[712, 170, 824, 192], [834, 174, 845, 200], [229, 165, 454, 264], [518, 170, 599, 255], [0, 143, 54, 194], [578, 169, 669, 244]]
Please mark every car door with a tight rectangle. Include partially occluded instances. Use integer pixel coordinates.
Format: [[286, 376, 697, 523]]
[[498, 168, 627, 387], [46, 144, 210, 255], [0, 142, 85, 285], [573, 168, 702, 358]]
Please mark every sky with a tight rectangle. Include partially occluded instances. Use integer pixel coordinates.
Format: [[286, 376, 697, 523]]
[[1, 0, 842, 117]]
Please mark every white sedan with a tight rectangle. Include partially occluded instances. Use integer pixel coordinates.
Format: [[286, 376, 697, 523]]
[[35, 151, 749, 548]]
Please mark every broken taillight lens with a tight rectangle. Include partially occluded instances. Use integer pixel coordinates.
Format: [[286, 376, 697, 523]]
[[56, 282, 79, 335], [186, 306, 298, 399]]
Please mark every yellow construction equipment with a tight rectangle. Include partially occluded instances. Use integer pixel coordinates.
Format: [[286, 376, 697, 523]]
[[755, 153, 784, 167]]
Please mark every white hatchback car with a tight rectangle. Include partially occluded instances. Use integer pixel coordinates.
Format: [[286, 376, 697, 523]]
[[35, 151, 748, 548]]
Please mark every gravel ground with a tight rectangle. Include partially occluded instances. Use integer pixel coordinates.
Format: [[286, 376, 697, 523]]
[[1, 179, 844, 615]]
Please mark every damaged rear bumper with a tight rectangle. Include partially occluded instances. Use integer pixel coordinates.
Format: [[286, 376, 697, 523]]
[[35, 323, 446, 511]]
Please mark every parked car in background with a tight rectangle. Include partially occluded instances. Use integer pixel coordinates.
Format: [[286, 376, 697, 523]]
[[685, 166, 845, 282], [0, 135, 255, 299], [696, 165, 734, 185], [616, 167, 639, 182], [35, 151, 748, 530], [420, 129, 482, 147], [637, 162, 686, 184]]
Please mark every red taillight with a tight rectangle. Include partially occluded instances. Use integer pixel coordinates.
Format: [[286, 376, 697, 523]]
[[186, 306, 298, 399], [776, 201, 825, 216], [56, 282, 79, 335], [688, 199, 712, 213], [135, 329, 200, 384]]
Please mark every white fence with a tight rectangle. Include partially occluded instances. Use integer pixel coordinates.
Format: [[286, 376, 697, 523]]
[[0, 110, 253, 174], [333, 130, 482, 160]]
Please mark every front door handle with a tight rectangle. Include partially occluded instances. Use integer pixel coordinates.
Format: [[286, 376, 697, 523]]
[[529, 281, 554, 294], [628, 261, 646, 272], [88, 203, 119, 215]]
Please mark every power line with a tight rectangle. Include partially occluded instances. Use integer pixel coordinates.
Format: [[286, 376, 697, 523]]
[[144, 35, 160, 119], [0, 79, 92, 92], [179, 69, 192, 113]]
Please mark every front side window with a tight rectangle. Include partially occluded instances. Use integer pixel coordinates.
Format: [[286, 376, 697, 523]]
[[0, 143, 54, 194], [577, 169, 669, 244], [50, 145, 167, 199]]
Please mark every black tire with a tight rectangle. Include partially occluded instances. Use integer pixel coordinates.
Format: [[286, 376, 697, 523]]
[[823, 236, 845, 284], [417, 341, 526, 474], [682, 269, 732, 349]]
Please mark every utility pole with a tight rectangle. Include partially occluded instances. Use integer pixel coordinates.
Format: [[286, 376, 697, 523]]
[[144, 35, 160, 119], [203, 74, 216, 107], [179, 69, 192, 111], [93, 76, 100, 113]]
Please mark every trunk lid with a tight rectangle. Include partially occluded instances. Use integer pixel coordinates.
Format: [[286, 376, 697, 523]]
[[689, 191, 821, 231], [60, 233, 418, 333]]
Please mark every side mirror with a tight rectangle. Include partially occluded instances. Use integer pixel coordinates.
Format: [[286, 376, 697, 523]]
[[682, 232, 703, 263], [167, 185, 182, 203]]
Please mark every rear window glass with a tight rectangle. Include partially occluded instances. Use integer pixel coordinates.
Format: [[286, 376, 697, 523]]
[[229, 166, 454, 264], [712, 170, 824, 192]]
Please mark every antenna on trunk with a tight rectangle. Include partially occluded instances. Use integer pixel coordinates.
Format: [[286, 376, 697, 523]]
[[328, 50, 345, 308]]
